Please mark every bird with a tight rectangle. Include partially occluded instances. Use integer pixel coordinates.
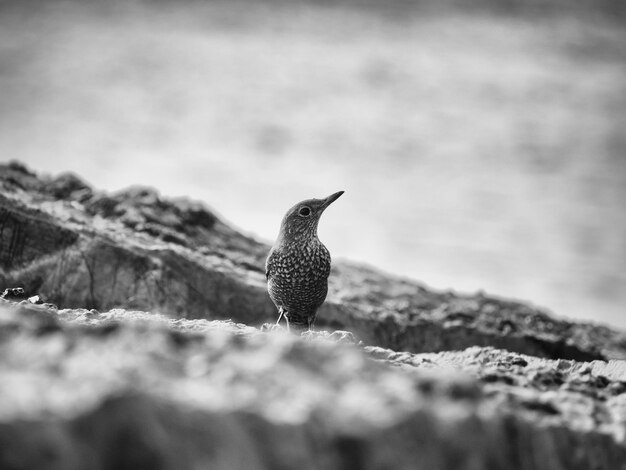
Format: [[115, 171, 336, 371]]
[[265, 191, 344, 332]]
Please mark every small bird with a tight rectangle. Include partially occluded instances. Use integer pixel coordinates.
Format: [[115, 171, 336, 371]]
[[265, 191, 344, 332]]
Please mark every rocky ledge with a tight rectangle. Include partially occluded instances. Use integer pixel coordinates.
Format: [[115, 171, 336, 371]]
[[1, 161, 626, 469], [1, 161, 625, 361]]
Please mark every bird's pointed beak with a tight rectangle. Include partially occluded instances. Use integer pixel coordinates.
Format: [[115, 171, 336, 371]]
[[320, 190, 344, 210]]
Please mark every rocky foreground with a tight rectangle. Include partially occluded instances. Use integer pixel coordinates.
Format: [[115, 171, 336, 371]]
[[1, 299, 625, 470], [1, 161, 626, 469]]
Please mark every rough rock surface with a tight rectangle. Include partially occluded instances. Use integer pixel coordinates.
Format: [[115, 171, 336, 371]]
[[0, 300, 625, 470], [1, 161, 625, 361], [2, 162, 626, 469]]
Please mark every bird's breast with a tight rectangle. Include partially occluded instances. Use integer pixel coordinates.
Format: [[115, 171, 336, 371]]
[[265, 238, 332, 318], [267, 240, 331, 285]]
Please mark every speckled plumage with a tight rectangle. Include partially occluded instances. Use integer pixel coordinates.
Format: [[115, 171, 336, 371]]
[[265, 191, 344, 330]]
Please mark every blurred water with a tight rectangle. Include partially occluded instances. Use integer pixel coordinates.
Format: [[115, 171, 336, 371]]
[[1, 0, 625, 327]]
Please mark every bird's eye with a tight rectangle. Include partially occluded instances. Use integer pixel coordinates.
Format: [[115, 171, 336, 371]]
[[298, 206, 311, 217]]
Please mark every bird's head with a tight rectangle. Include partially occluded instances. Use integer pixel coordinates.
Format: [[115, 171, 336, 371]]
[[276, 191, 344, 244]]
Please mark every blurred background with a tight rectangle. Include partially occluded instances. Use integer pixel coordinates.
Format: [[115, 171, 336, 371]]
[[0, 0, 624, 328]]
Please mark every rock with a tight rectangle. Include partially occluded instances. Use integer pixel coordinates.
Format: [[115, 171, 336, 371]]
[[1, 161, 626, 360], [42, 172, 93, 201], [27, 295, 42, 304], [1, 287, 27, 301], [0, 302, 624, 470]]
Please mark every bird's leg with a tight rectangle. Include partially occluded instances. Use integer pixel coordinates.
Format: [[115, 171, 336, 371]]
[[276, 307, 284, 325], [275, 307, 290, 332]]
